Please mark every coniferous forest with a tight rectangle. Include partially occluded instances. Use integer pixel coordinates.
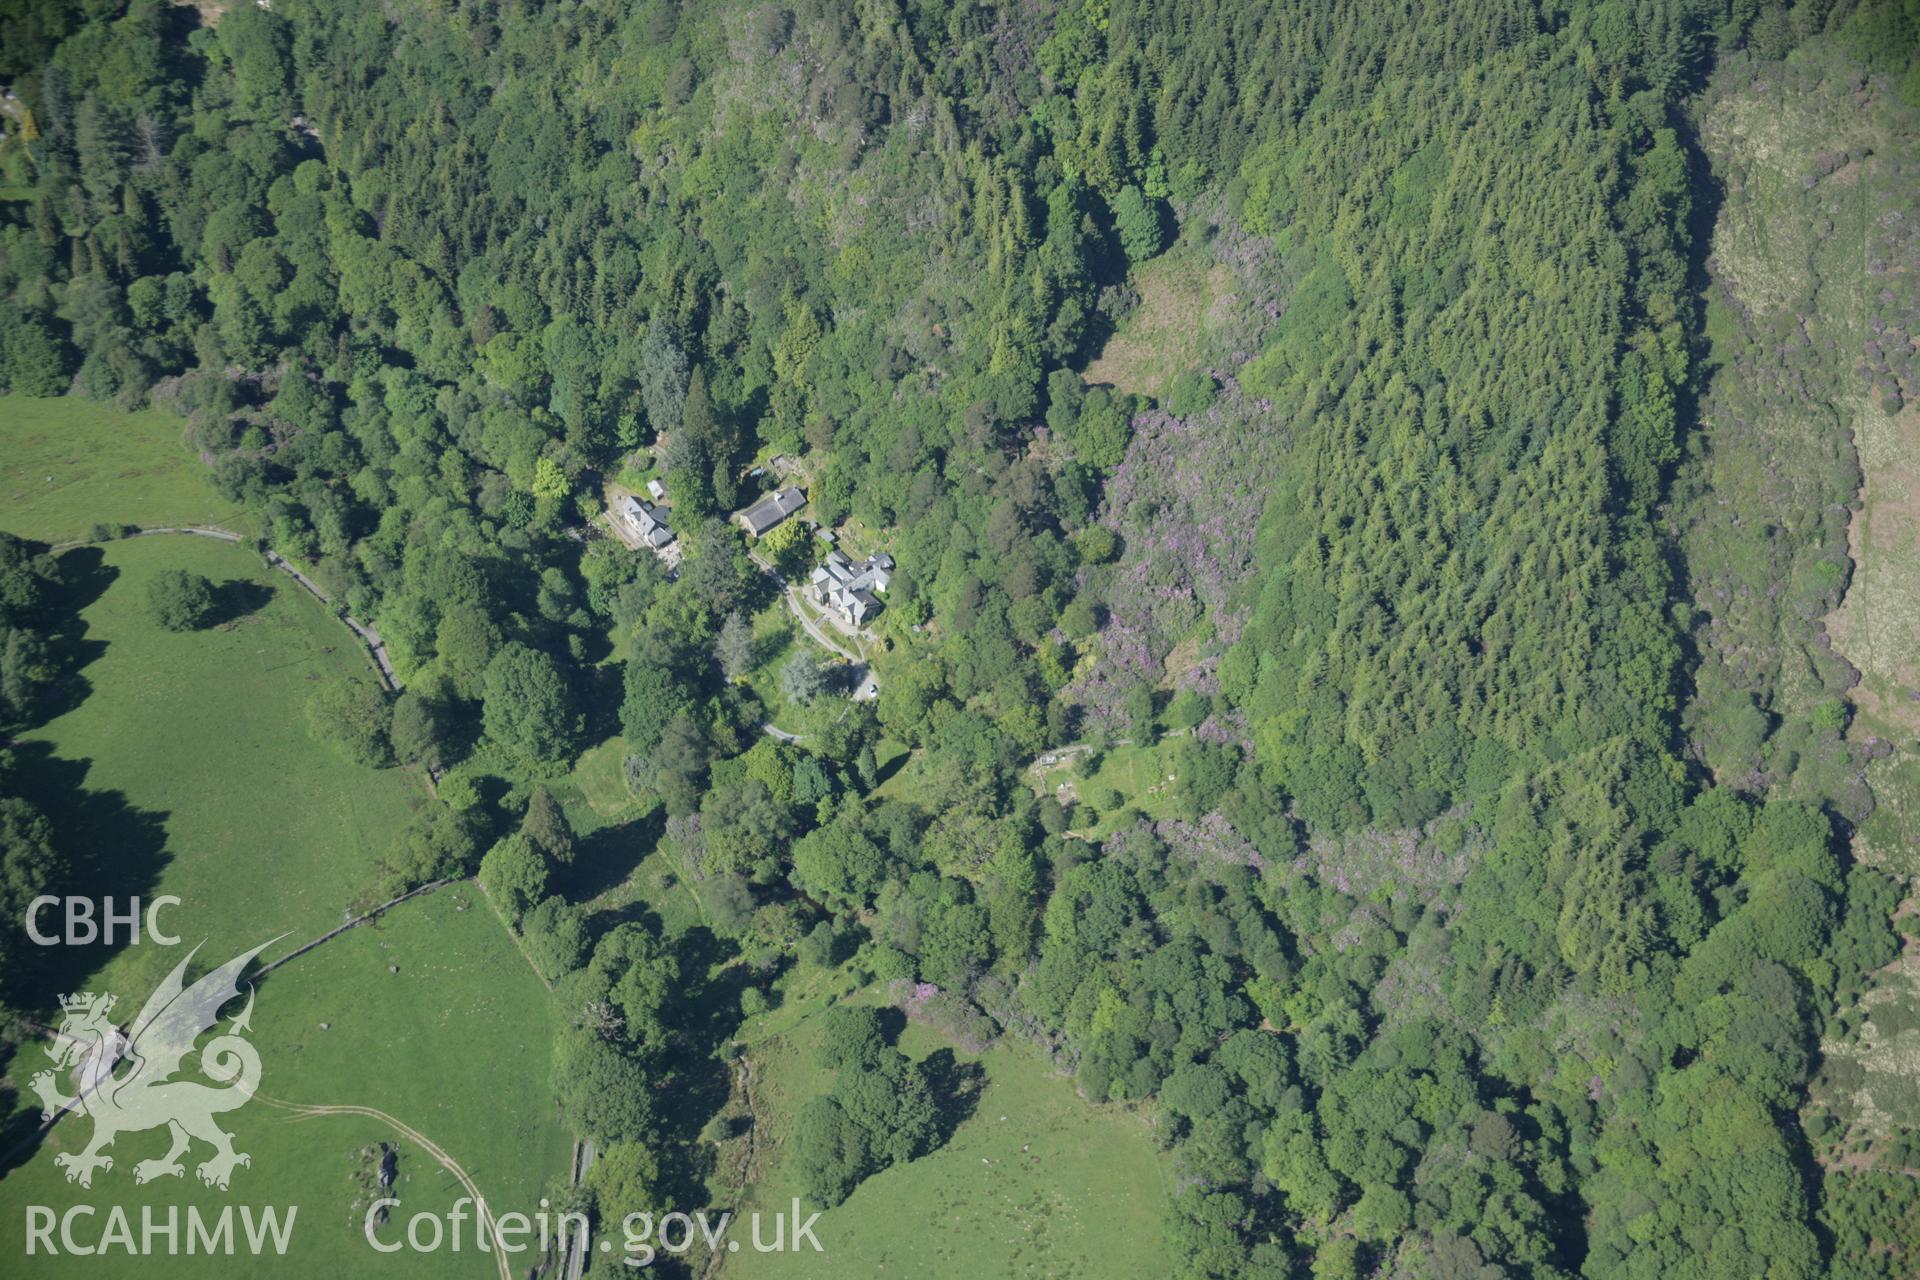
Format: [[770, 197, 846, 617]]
[[3, 0, 1920, 1276]]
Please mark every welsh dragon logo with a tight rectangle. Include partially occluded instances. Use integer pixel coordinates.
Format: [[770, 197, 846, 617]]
[[30, 940, 276, 1191]]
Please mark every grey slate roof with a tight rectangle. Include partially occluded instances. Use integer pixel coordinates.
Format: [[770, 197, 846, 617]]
[[809, 549, 892, 624], [735, 487, 807, 535], [617, 494, 675, 548]]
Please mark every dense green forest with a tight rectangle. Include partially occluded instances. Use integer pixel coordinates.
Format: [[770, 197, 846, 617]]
[[3, 0, 1919, 1275]]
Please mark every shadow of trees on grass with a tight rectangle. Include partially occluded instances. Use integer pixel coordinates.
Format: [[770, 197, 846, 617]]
[[206, 577, 274, 627], [557, 811, 665, 905], [0, 740, 173, 1180], [0, 544, 176, 1179]]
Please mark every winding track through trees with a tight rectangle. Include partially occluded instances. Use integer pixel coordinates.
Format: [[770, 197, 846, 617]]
[[261, 546, 399, 689], [566, 1138, 596, 1280], [746, 546, 869, 665]]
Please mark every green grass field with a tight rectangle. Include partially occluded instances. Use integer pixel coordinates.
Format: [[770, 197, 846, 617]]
[[564, 735, 639, 822], [715, 991, 1176, 1280], [1030, 739, 1184, 839], [586, 843, 710, 935], [16, 537, 422, 990], [0, 531, 570, 1276], [1, 890, 571, 1278], [743, 597, 805, 731], [1083, 250, 1226, 399], [871, 739, 911, 788], [16, 535, 421, 991], [0, 394, 244, 544]]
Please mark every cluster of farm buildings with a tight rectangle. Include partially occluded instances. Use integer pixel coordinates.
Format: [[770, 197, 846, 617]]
[[610, 479, 892, 630]]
